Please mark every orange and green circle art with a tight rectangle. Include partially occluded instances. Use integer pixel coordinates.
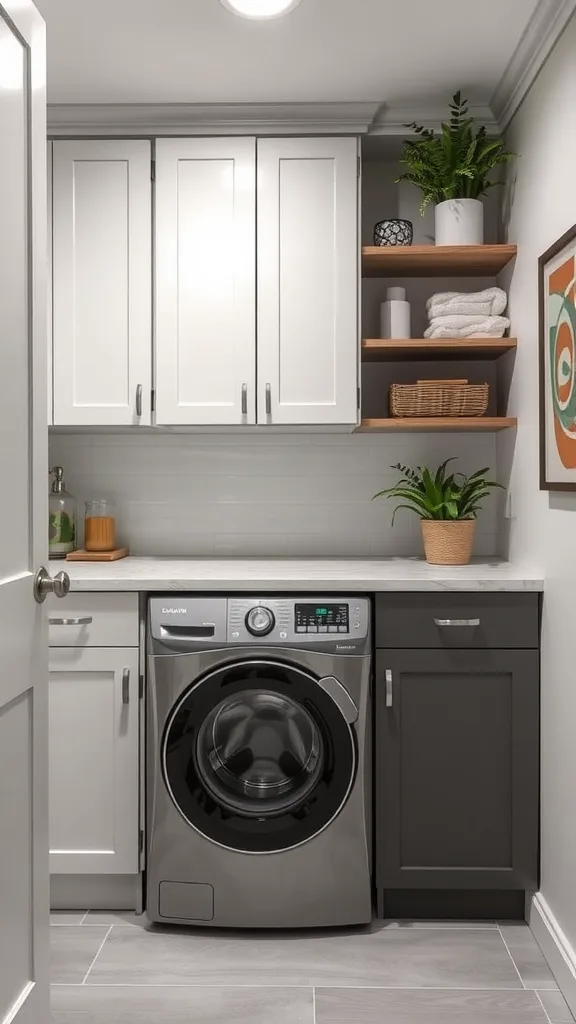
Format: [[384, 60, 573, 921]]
[[548, 255, 576, 469]]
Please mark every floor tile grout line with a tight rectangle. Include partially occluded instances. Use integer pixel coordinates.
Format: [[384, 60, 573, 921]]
[[535, 990, 554, 1024], [51, 983, 541, 990], [312, 986, 316, 1024], [50, 923, 109, 928], [497, 923, 526, 989], [81, 926, 113, 985], [79, 910, 91, 925]]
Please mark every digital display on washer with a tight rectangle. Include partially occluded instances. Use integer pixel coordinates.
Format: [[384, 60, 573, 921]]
[[295, 603, 349, 634]]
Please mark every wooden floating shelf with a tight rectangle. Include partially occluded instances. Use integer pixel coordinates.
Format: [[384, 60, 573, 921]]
[[362, 244, 517, 278], [361, 338, 518, 361], [358, 417, 517, 433]]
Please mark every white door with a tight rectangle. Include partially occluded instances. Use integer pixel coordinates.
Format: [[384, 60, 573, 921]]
[[52, 140, 152, 426], [155, 138, 256, 425], [48, 648, 139, 874], [47, 141, 53, 424], [257, 137, 359, 425], [0, 3, 51, 1023]]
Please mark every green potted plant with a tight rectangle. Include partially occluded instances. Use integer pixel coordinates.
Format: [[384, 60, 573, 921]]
[[373, 459, 503, 565], [396, 92, 516, 246]]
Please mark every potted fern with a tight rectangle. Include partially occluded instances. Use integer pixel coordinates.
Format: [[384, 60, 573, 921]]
[[397, 92, 516, 246], [373, 460, 502, 565]]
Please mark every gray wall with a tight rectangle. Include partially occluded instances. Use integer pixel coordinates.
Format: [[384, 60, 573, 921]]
[[497, 9, 576, 1005]]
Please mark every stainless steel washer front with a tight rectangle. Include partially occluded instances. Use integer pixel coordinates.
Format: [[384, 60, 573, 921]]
[[146, 595, 372, 928]]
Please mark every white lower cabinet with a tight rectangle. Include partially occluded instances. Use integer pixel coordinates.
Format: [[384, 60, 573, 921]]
[[49, 646, 139, 874]]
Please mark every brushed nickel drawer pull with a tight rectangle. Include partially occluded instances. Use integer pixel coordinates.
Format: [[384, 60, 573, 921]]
[[136, 384, 143, 417], [385, 669, 393, 708], [265, 383, 272, 416], [241, 383, 248, 415], [434, 618, 480, 627], [49, 616, 93, 626], [122, 668, 130, 705]]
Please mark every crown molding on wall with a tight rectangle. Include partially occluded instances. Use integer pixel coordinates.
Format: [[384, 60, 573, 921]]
[[370, 102, 497, 136], [491, 0, 576, 129], [46, 101, 382, 136], [47, 99, 502, 139]]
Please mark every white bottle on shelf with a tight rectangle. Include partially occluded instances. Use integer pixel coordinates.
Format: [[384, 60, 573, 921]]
[[380, 287, 411, 339]]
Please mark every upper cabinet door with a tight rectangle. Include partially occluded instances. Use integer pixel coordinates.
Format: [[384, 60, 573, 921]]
[[155, 138, 256, 425], [52, 141, 152, 426], [257, 137, 359, 426]]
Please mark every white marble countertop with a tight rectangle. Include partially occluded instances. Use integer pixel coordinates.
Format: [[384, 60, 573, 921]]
[[63, 557, 544, 592]]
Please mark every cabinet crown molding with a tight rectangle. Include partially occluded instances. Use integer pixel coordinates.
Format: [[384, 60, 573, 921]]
[[371, 102, 498, 136], [491, 0, 576, 129], [47, 101, 382, 137]]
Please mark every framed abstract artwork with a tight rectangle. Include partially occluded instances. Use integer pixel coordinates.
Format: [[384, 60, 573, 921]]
[[539, 223, 576, 490]]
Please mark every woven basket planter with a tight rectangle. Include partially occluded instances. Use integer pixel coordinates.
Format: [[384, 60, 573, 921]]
[[421, 520, 476, 565], [390, 381, 489, 418]]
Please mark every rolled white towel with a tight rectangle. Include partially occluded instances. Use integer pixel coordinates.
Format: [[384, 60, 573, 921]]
[[424, 314, 510, 339], [426, 287, 507, 319]]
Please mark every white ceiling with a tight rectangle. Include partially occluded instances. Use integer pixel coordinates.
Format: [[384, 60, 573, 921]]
[[36, 0, 540, 107]]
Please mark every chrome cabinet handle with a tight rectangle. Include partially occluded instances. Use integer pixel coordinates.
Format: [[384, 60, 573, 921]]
[[49, 616, 93, 626], [241, 383, 248, 415], [434, 618, 480, 627], [122, 668, 130, 705], [136, 384, 143, 417], [265, 383, 272, 416], [385, 669, 393, 708]]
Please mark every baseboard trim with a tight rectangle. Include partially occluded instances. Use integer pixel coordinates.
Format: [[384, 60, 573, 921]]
[[528, 893, 576, 1016], [50, 873, 139, 910]]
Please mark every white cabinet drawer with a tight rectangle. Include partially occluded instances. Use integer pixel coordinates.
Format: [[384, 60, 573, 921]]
[[48, 592, 139, 647]]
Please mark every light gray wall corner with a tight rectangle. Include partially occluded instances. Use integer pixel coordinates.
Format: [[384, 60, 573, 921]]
[[491, 0, 576, 130]]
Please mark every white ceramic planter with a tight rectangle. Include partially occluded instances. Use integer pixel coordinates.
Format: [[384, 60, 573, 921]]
[[434, 198, 484, 246]]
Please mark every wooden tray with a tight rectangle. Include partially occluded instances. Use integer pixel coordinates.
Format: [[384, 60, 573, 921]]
[[66, 547, 129, 562]]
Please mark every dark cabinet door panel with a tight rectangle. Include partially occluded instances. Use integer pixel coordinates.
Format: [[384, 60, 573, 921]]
[[375, 648, 539, 890]]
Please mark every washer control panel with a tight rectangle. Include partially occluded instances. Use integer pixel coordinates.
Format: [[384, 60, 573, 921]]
[[227, 597, 369, 645], [149, 597, 370, 649], [295, 603, 349, 634]]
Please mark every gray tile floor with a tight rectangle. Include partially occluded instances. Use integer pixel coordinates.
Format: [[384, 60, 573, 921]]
[[50, 913, 574, 1024]]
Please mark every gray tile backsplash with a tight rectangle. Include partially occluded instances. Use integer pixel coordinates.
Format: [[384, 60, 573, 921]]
[[49, 432, 498, 558]]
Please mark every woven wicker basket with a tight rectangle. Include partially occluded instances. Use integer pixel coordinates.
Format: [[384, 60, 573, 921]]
[[421, 520, 476, 565], [390, 380, 489, 418]]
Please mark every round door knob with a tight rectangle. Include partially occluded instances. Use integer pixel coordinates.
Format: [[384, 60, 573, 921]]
[[245, 606, 275, 637], [33, 566, 71, 604]]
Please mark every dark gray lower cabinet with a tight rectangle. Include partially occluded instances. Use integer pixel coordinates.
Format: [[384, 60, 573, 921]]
[[375, 648, 539, 895]]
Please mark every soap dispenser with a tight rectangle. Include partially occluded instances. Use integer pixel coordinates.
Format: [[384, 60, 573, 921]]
[[49, 466, 77, 559]]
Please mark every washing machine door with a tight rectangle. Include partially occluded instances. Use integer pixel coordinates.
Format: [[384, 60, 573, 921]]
[[162, 658, 357, 853]]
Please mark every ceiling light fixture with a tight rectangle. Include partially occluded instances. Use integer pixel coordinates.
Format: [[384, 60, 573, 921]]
[[220, 0, 303, 19]]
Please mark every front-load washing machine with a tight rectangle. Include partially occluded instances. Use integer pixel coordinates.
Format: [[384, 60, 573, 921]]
[[146, 595, 372, 928]]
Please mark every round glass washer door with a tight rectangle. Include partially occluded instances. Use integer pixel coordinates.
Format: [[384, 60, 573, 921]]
[[162, 659, 357, 854], [197, 689, 323, 817]]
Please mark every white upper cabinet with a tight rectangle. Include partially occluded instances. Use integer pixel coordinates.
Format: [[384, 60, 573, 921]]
[[52, 140, 152, 426], [155, 138, 256, 425], [49, 135, 360, 429], [257, 137, 359, 426]]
